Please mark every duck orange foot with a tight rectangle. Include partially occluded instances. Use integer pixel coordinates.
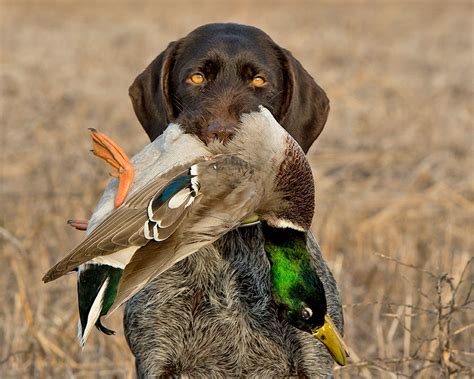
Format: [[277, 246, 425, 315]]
[[89, 128, 134, 208]]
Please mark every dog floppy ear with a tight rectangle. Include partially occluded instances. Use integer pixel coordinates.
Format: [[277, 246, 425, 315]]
[[129, 41, 179, 141], [278, 48, 330, 153]]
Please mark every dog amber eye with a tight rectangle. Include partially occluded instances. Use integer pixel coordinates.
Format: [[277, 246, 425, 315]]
[[189, 73, 205, 85], [251, 76, 266, 87]]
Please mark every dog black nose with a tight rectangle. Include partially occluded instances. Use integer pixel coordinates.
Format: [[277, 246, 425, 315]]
[[206, 122, 237, 143]]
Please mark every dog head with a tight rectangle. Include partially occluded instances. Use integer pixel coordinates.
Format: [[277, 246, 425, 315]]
[[129, 23, 329, 153]]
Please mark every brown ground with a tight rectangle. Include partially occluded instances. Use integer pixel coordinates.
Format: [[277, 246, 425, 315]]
[[1, 1, 472, 378]]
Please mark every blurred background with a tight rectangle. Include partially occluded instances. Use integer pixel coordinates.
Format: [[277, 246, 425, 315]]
[[1, 1, 472, 377]]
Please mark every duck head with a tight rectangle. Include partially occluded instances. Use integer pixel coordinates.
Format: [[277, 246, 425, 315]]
[[263, 225, 348, 366]]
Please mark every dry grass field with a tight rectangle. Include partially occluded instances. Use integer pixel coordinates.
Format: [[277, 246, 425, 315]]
[[1, 1, 472, 377]]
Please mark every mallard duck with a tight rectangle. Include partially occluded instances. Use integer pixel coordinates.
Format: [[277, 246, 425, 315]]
[[68, 126, 349, 365], [68, 186, 348, 365], [42, 107, 335, 338]]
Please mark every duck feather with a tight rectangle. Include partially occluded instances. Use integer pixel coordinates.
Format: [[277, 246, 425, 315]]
[[42, 159, 204, 282]]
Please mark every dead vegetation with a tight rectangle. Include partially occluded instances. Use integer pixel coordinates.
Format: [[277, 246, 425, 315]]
[[1, 1, 472, 378]]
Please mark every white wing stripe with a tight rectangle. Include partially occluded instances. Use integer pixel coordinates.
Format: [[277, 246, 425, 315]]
[[190, 164, 198, 176], [144, 221, 152, 240], [190, 177, 200, 194], [168, 188, 191, 209], [147, 198, 154, 220], [185, 196, 194, 208], [79, 277, 109, 347], [153, 223, 159, 241], [90, 246, 139, 268]]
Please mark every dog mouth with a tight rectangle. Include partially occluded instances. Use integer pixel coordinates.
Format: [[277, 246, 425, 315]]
[[205, 122, 238, 144], [177, 117, 239, 145], [173, 98, 263, 145]]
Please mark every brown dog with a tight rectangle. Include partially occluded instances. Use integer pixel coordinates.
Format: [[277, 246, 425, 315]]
[[124, 23, 342, 378], [129, 23, 329, 153]]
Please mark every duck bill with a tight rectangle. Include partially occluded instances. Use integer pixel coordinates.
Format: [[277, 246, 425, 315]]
[[312, 314, 349, 366]]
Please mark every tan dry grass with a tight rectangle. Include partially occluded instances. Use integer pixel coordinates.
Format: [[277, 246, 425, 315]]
[[1, 1, 473, 377]]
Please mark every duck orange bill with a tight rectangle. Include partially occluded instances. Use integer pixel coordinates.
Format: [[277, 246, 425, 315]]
[[89, 128, 134, 208], [312, 314, 349, 366]]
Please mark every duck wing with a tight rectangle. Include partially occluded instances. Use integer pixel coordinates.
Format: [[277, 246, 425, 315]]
[[109, 178, 259, 312], [42, 158, 205, 283]]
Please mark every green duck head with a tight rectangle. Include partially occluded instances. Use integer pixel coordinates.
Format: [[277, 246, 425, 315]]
[[262, 224, 348, 366]]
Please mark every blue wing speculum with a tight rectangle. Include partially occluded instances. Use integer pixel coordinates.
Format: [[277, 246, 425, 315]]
[[144, 165, 200, 241]]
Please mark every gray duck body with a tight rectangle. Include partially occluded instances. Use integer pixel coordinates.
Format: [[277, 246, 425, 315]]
[[124, 226, 343, 378]]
